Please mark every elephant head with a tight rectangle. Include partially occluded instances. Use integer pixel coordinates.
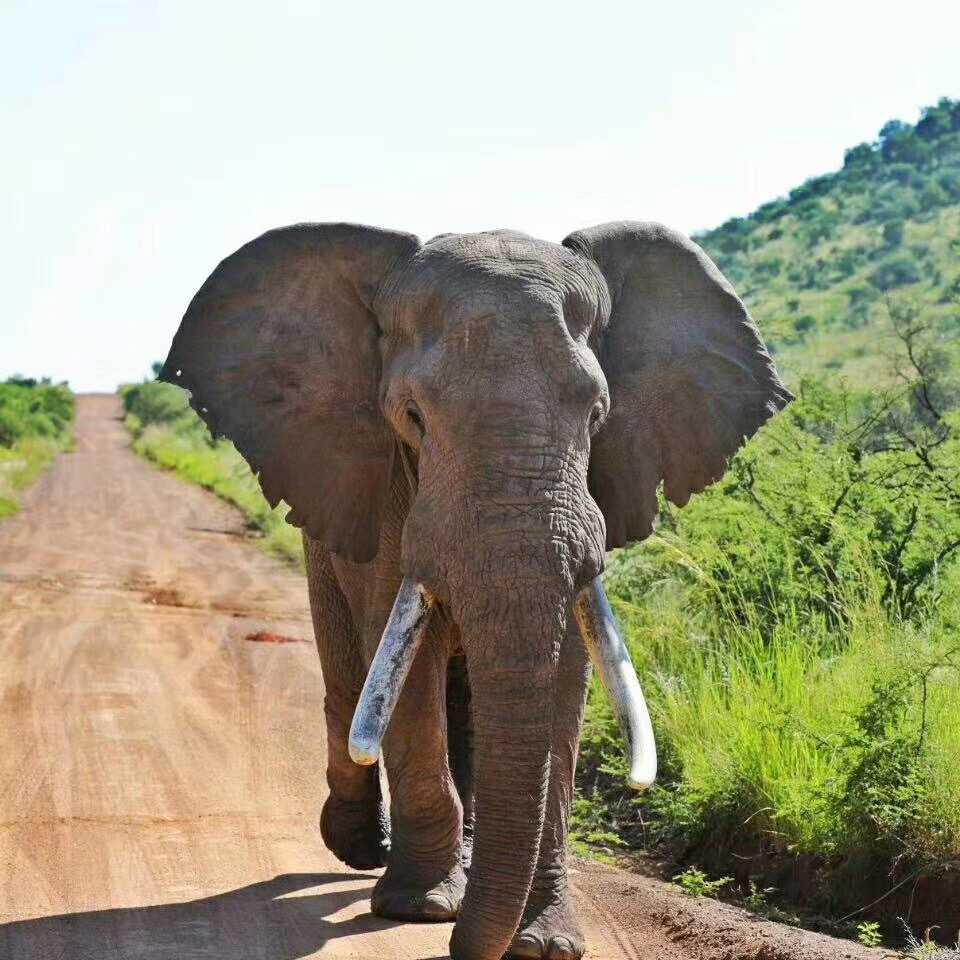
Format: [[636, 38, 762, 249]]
[[161, 221, 791, 959]]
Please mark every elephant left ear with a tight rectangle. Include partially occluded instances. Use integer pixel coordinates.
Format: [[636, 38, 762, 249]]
[[563, 221, 793, 548], [160, 222, 420, 562]]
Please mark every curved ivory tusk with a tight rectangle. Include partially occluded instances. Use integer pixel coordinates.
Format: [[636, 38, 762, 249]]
[[574, 577, 658, 790], [348, 578, 435, 766]]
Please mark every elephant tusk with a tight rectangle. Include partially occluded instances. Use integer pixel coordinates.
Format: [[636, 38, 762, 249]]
[[348, 578, 435, 766], [574, 577, 657, 790]]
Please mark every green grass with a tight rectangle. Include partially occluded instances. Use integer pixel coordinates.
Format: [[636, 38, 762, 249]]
[[574, 370, 960, 933], [0, 436, 69, 518], [0, 378, 74, 518], [120, 380, 304, 566]]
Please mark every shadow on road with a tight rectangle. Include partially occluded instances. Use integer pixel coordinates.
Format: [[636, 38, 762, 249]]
[[0, 872, 429, 960]]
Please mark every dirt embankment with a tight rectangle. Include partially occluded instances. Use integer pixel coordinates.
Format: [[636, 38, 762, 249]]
[[0, 395, 896, 960]]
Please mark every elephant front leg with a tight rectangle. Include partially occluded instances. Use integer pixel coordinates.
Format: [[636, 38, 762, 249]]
[[305, 538, 389, 870], [319, 681, 390, 870], [508, 626, 590, 960], [372, 616, 467, 921]]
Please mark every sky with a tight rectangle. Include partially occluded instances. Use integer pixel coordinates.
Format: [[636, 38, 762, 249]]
[[3, 0, 959, 392]]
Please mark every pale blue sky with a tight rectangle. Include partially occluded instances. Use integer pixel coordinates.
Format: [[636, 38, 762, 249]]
[[3, 0, 958, 391]]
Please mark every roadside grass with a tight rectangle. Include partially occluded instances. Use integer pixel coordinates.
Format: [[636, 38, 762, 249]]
[[120, 380, 303, 566], [0, 436, 70, 518], [903, 923, 960, 959], [0, 379, 74, 518], [574, 372, 960, 941], [584, 560, 960, 867]]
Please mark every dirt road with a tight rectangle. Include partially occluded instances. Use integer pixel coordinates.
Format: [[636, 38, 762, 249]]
[[0, 396, 890, 960]]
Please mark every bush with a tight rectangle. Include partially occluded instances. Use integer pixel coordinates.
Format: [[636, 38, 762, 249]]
[[0, 378, 74, 517], [919, 178, 950, 210], [882, 219, 905, 246], [0, 380, 74, 447], [870, 253, 921, 290], [121, 378, 192, 429]]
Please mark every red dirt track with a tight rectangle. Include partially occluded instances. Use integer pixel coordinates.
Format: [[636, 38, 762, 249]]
[[0, 395, 895, 960]]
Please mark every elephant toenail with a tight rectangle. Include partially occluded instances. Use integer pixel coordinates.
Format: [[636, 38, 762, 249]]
[[547, 936, 577, 960], [421, 892, 455, 920], [510, 933, 544, 958]]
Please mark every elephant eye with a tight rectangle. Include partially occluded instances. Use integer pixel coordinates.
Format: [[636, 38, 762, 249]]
[[589, 402, 607, 434], [405, 402, 425, 436]]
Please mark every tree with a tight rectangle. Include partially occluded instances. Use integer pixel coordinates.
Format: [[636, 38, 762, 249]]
[[870, 254, 920, 291], [844, 142, 878, 169], [883, 219, 905, 247]]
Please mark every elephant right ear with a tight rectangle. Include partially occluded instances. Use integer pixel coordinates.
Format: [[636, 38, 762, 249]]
[[160, 222, 420, 563], [564, 221, 792, 548]]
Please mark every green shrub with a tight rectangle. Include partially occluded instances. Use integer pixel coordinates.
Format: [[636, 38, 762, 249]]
[[0, 378, 74, 517], [857, 922, 884, 948], [870, 253, 921, 290], [673, 867, 733, 898], [121, 377, 191, 427], [883, 219, 905, 246], [0, 380, 74, 447]]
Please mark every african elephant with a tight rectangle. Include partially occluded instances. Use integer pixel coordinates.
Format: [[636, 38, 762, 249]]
[[161, 221, 791, 960]]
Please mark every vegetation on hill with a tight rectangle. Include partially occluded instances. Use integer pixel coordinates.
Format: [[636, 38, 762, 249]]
[[0, 377, 74, 518], [696, 97, 960, 386]]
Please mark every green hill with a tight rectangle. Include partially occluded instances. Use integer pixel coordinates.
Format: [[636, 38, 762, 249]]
[[696, 97, 960, 385]]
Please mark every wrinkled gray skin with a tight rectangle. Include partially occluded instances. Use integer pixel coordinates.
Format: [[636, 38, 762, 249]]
[[161, 222, 791, 960]]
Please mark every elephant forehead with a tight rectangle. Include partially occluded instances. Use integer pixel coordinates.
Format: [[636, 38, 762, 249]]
[[379, 231, 608, 338]]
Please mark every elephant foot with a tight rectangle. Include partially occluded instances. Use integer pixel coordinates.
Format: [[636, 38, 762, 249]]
[[506, 886, 584, 960], [320, 791, 389, 870], [371, 862, 466, 921]]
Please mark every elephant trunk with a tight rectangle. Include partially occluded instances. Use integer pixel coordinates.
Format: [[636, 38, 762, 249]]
[[447, 585, 563, 960]]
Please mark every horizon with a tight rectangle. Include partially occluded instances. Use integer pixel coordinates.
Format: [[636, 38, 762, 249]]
[[3, 0, 959, 392]]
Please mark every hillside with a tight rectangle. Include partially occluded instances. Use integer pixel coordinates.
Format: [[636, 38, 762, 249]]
[[696, 97, 960, 384]]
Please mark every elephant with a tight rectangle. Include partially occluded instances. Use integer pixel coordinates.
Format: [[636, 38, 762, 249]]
[[160, 221, 791, 960]]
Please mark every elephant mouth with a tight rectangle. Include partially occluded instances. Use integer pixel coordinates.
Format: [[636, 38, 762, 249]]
[[347, 575, 657, 790]]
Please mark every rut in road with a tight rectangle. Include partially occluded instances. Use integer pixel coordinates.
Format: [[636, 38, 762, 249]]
[[0, 396, 894, 960]]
